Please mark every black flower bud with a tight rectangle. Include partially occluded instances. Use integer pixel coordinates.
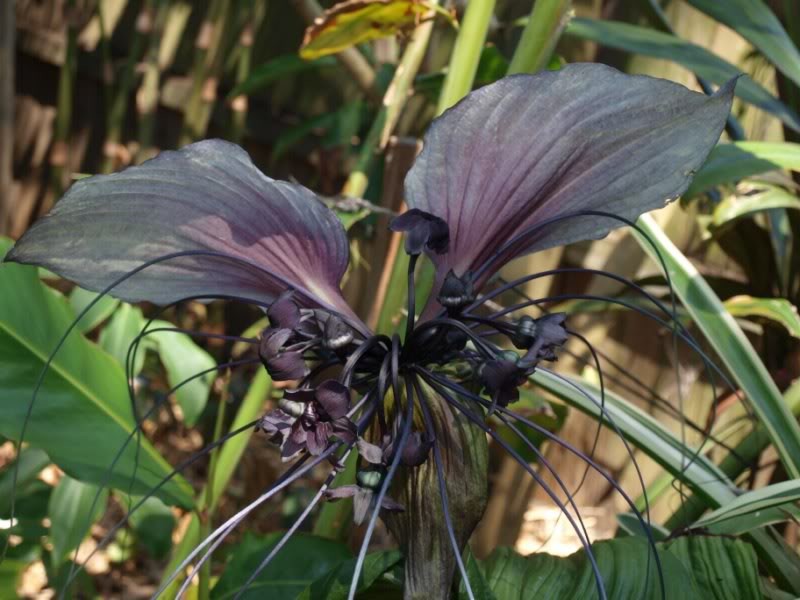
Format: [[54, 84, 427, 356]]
[[389, 208, 450, 255], [437, 269, 475, 313]]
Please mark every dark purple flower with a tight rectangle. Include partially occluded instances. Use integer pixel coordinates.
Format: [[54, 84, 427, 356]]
[[5, 63, 736, 599]]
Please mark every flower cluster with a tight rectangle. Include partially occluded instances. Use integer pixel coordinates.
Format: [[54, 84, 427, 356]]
[[5, 63, 735, 598]]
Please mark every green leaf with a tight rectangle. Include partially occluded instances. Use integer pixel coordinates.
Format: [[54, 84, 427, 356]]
[[0, 447, 50, 515], [532, 369, 800, 592], [0, 241, 194, 508], [564, 18, 800, 133], [48, 474, 108, 569], [210, 532, 351, 599], [0, 560, 26, 598], [149, 320, 216, 427], [68, 287, 119, 333], [616, 512, 669, 542], [634, 214, 800, 481], [300, 549, 403, 599], [458, 550, 496, 600], [99, 304, 149, 376], [693, 479, 800, 535], [120, 493, 176, 560], [723, 295, 800, 339], [711, 185, 800, 228], [479, 537, 695, 598], [226, 55, 336, 99], [664, 536, 762, 600], [684, 0, 800, 88], [687, 142, 800, 197]]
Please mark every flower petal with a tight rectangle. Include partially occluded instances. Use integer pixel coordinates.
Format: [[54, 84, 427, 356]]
[[6, 140, 363, 327], [315, 380, 350, 420], [405, 63, 735, 291]]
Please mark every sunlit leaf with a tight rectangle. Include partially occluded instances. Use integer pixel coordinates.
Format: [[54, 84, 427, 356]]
[[693, 479, 800, 535], [687, 142, 800, 196], [724, 295, 800, 339], [300, 0, 443, 60], [711, 185, 800, 228], [68, 287, 119, 333], [0, 238, 194, 508]]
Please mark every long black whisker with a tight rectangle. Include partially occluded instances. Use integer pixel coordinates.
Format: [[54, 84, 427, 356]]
[[419, 370, 607, 600], [413, 375, 473, 600]]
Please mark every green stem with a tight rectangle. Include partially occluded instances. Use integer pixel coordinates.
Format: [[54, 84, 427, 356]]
[[228, 0, 266, 143], [101, 0, 154, 173], [435, 0, 496, 115], [507, 0, 572, 75], [180, 0, 231, 146], [135, 0, 169, 163], [50, 0, 79, 200]]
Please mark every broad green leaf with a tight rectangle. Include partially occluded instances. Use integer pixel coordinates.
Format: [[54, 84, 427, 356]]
[[226, 55, 336, 98], [664, 536, 762, 600], [299, 0, 441, 60], [635, 214, 800, 482], [117, 493, 176, 560], [99, 304, 149, 376], [458, 550, 496, 600], [687, 142, 800, 197], [210, 532, 351, 599], [68, 287, 119, 333], [479, 537, 695, 599], [724, 295, 800, 339], [684, 0, 800, 88], [48, 475, 108, 569], [299, 549, 402, 599], [0, 560, 26, 597], [0, 241, 194, 508], [693, 479, 800, 534], [149, 320, 216, 427], [0, 447, 50, 515], [711, 185, 800, 227], [564, 18, 800, 133], [532, 369, 800, 592]]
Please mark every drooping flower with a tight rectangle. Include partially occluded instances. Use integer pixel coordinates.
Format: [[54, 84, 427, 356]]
[[5, 63, 735, 599]]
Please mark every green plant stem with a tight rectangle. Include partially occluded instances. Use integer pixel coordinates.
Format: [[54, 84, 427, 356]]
[[135, 0, 168, 163], [180, 0, 231, 145], [634, 214, 800, 479], [100, 0, 154, 173], [197, 378, 229, 600], [159, 370, 272, 596], [50, 0, 79, 200], [228, 0, 266, 143], [436, 0, 495, 115], [507, 0, 572, 75]]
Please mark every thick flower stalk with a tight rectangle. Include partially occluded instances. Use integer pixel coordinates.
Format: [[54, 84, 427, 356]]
[[5, 64, 734, 598]]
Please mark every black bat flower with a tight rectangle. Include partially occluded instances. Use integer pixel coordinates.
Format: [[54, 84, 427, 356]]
[[5, 63, 735, 599]]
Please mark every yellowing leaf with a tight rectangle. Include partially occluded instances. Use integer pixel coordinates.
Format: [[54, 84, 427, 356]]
[[300, 0, 441, 60]]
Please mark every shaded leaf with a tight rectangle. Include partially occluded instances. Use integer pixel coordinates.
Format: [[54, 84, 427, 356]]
[[148, 320, 216, 426], [227, 55, 336, 98], [118, 492, 176, 559], [684, 0, 800, 88], [616, 512, 670, 542], [564, 18, 800, 132], [99, 304, 149, 376], [211, 532, 351, 599], [68, 287, 119, 333], [299, 549, 402, 599], [48, 475, 108, 569]]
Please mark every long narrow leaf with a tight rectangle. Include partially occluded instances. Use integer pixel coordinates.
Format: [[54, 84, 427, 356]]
[[564, 18, 800, 132], [634, 214, 800, 480], [693, 479, 800, 534]]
